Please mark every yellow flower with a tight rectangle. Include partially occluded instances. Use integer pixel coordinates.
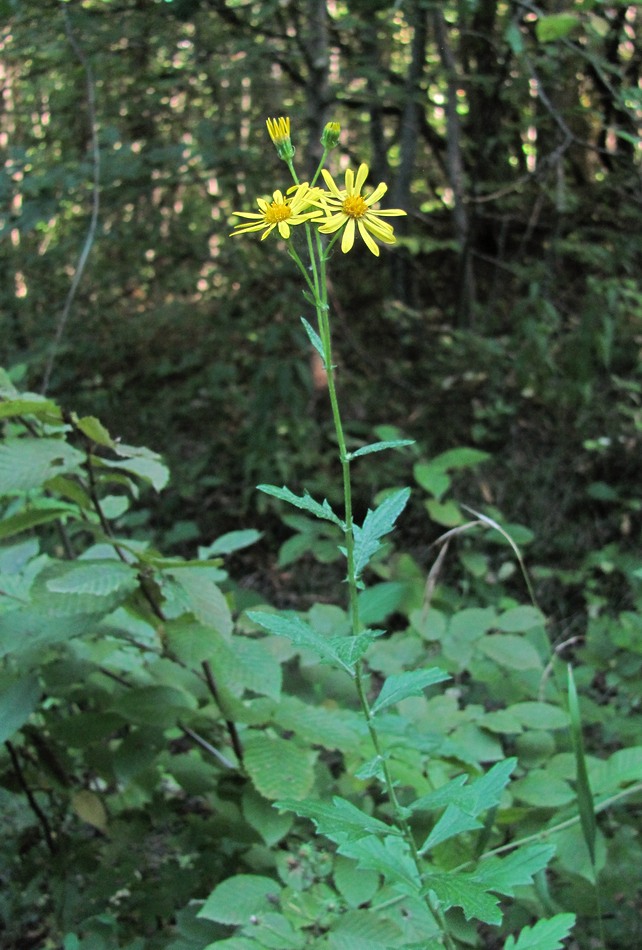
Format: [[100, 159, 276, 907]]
[[230, 182, 322, 241], [317, 163, 406, 256], [266, 116, 295, 161]]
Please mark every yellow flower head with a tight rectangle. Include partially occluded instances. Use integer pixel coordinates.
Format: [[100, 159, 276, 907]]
[[230, 182, 322, 241], [317, 163, 406, 256], [266, 116, 295, 161]]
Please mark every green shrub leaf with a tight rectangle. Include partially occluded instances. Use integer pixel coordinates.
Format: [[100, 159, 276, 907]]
[[257, 484, 344, 528], [198, 874, 282, 925], [423, 872, 502, 925], [504, 913, 576, 949], [371, 667, 450, 715]]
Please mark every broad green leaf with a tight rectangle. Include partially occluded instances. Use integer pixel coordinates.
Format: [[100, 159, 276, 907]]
[[423, 873, 502, 925], [476, 634, 542, 670], [244, 733, 316, 800], [353, 488, 410, 579], [349, 439, 414, 460], [413, 463, 451, 499], [327, 908, 403, 948], [238, 912, 304, 949], [0, 394, 61, 422], [0, 609, 102, 658], [496, 606, 545, 632], [333, 856, 381, 908], [512, 771, 574, 807], [536, 13, 579, 42], [358, 581, 407, 625], [273, 696, 364, 753], [198, 529, 262, 557], [98, 452, 169, 491], [472, 843, 556, 897], [0, 675, 40, 743], [371, 668, 450, 715], [198, 875, 282, 925], [247, 610, 347, 671], [428, 447, 492, 471], [46, 560, 137, 597], [114, 685, 197, 727], [425, 497, 463, 527], [168, 566, 232, 638], [590, 745, 642, 794], [338, 835, 420, 894], [241, 788, 293, 846], [568, 665, 596, 864], [257, 484, 344, 528], [74, 415, 115, 447], [207, 632, 282, 702], [72, 790, 108, 833], [301, 316, 326, 363], [504, 913, 576, 950], [0, 505, 79, 540], [0, 438, 85, 493], [510, 702, 568, 729], [275, 795, 398, 842], [329, 630, 382, 669]]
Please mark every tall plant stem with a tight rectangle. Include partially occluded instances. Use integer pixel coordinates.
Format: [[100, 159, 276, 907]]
[[294, 231, 457, 949]]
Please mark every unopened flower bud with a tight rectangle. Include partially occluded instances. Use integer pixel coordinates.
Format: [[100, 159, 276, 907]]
[[321, 121, 341, 150]]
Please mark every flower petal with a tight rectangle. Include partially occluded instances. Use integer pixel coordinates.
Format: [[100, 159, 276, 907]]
[[344, 167, 354, 195], [358, 219, 380, 256], [355, 163, 369, 194], [341, 217, 356, 253], [365, 182, 387, 206], [321, 169, 344, 200]]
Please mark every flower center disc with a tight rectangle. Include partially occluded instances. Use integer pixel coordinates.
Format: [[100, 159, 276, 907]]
[[266, 201, 291, 223], [342, 195, 368, 218]]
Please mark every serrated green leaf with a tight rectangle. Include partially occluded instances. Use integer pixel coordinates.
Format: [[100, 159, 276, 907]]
[[247, 610, 348, 671], [198, 875, 282, 924], [168, 566, 232, 638], [46, 560, 136, 597], [273, 696, 364, 753], [114, 684, 197, 727], [420, 804, 483, 853], [244, 734, 316, 800], [0, 438, 85, 493], [353, 488, 410, 579], [504, 913, 576, 950], [349, 439, 414, 460], [208, 632, 282, 702], [276, 795, 398, 843], [371, 667, 450, 715], [258, 484, 344, 528], [301, 316, 326, 363], [473, 843, 556, 897], [98, 452, 169, 491], [338, 834, 420, 894], [328, 630, 382, 668], [0, 675, 40, 743], [423, 872, 502, 925], [241, 788, 293, 846]]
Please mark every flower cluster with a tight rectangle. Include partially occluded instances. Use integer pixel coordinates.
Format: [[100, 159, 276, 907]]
[[230, 117, 406, 256]]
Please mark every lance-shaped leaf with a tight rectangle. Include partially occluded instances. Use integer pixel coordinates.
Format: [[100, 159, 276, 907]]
[[504, 913, 576, 950], [258, 484, 345, 529], [472, 843, 556, 897], [301, 316, 326, 364], [328, 629, 383, 670], [353, 488, 411, 579], [423, 872, 502, 925], [348, 440, 415, 460], [567, 664, 597, 865], [371, 667, 450, 716], [275, 795, 399, 844], [247, 610, 349, 672], [420, 804, 484, 853]]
